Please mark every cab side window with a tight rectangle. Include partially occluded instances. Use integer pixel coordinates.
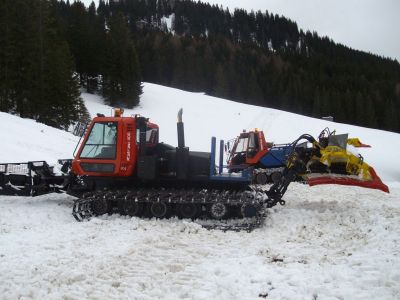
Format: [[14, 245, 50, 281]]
[[80, 122, 118, 159]]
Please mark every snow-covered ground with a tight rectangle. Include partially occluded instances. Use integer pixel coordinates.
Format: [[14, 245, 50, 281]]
[[1, 83, 400, 299], [1, 184, 399, 299]]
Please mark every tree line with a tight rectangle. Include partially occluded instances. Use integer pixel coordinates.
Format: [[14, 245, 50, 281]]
[[1, 0, 399, 133], [0, 0, 142, 129], [0, 0, 88, 129]]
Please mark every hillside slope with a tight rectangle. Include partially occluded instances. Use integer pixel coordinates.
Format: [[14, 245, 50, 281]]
[[0, 111, 79, 165], [1, 83, 399, 299], [85, 82, 400, 183], [1, 82, 399, 181]]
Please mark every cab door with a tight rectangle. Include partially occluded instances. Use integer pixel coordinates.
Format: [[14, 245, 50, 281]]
[[245, 131, 269, 165], [72, 118, 121, 176]]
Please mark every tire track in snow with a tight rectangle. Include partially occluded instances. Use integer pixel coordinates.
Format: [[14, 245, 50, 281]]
[[0, 184, 399, 299]]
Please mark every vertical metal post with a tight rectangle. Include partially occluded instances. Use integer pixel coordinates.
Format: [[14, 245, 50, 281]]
[[209, 137, 216, 177], [219, 140, 224, 174]]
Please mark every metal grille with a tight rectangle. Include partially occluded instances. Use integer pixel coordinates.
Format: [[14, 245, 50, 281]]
[[0, 163, 30, 174]]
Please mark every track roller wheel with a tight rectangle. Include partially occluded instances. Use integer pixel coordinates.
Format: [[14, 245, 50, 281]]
[[124, 200, 144, 217], [117, 198, 126, 215], [209, 203, 229, 219], [150, 202, 171, 219], [271, 171, 282, 184], [256, 172, 268, 185], [178, 203, 199, 219], [91, 198, 110, 216], [240, 204, 258, 218]]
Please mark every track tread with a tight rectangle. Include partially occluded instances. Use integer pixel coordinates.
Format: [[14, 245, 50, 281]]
[[72, 187, 268, 231]]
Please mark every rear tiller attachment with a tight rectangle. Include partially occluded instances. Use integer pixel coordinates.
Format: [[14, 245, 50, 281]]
[[0, 161, 68, 196]]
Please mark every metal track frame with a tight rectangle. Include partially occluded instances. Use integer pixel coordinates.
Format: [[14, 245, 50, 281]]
[[72, 187, 268, 231]]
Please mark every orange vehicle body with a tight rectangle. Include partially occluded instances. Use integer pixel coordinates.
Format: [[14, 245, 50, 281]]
[[72, 116, 158, 178]]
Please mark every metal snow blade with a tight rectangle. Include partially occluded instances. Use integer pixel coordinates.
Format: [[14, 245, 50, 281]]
[[303, 166, 389, 193], [305, 130, 389, 193]]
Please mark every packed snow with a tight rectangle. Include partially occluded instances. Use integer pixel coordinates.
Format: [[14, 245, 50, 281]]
[[1, 185, 399, 299], [161, 13, 175, 33], [1, 83, 399, 299], [0, 111, 79, 165]]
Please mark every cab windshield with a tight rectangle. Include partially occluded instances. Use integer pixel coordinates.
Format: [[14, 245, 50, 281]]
[[80, 122, 117, 159], [232, 133, 258, 157], [235, 137, 249, 153]]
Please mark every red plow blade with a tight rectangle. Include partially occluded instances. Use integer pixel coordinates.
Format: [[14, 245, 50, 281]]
[[304, 167, 389, 193]]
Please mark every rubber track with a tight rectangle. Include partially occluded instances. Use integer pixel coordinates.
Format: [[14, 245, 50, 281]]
[[72, 187, 267, 231]]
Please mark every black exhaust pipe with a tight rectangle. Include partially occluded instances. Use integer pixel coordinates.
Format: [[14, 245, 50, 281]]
[[177, 108, 185, 148], [176, 108, 189, 179]]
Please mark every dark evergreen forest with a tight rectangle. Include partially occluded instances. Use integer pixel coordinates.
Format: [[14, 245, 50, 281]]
[[1, 0, 399, 132]]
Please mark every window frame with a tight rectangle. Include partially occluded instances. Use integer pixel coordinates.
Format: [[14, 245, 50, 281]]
[[79, 121, 119, 160], [234, 136, 249, 154]]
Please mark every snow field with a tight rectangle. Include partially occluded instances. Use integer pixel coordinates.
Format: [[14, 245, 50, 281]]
[[0, 184, 399, 299], [0, 112, 78, 165]]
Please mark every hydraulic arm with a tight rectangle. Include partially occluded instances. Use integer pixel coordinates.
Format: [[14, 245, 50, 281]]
[[263, 134, 319, 207]]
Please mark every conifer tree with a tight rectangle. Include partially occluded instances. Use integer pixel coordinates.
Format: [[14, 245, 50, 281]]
[[312, 87, 321, 117], [102, 12, 142, 108], [3, 0, 400, 133], [0, 0, 14, 112], [0, 0, 86, 129]]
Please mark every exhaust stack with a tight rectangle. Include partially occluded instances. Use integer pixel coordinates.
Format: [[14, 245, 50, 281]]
[[176, 108, 189, 179], [177, 108, 185, 148]]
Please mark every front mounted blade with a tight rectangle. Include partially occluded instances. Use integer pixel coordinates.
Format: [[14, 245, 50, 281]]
[[303, 166, 389, 193]]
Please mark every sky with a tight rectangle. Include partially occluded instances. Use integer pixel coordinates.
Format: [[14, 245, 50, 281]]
[[80, 0, 400, 62]]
